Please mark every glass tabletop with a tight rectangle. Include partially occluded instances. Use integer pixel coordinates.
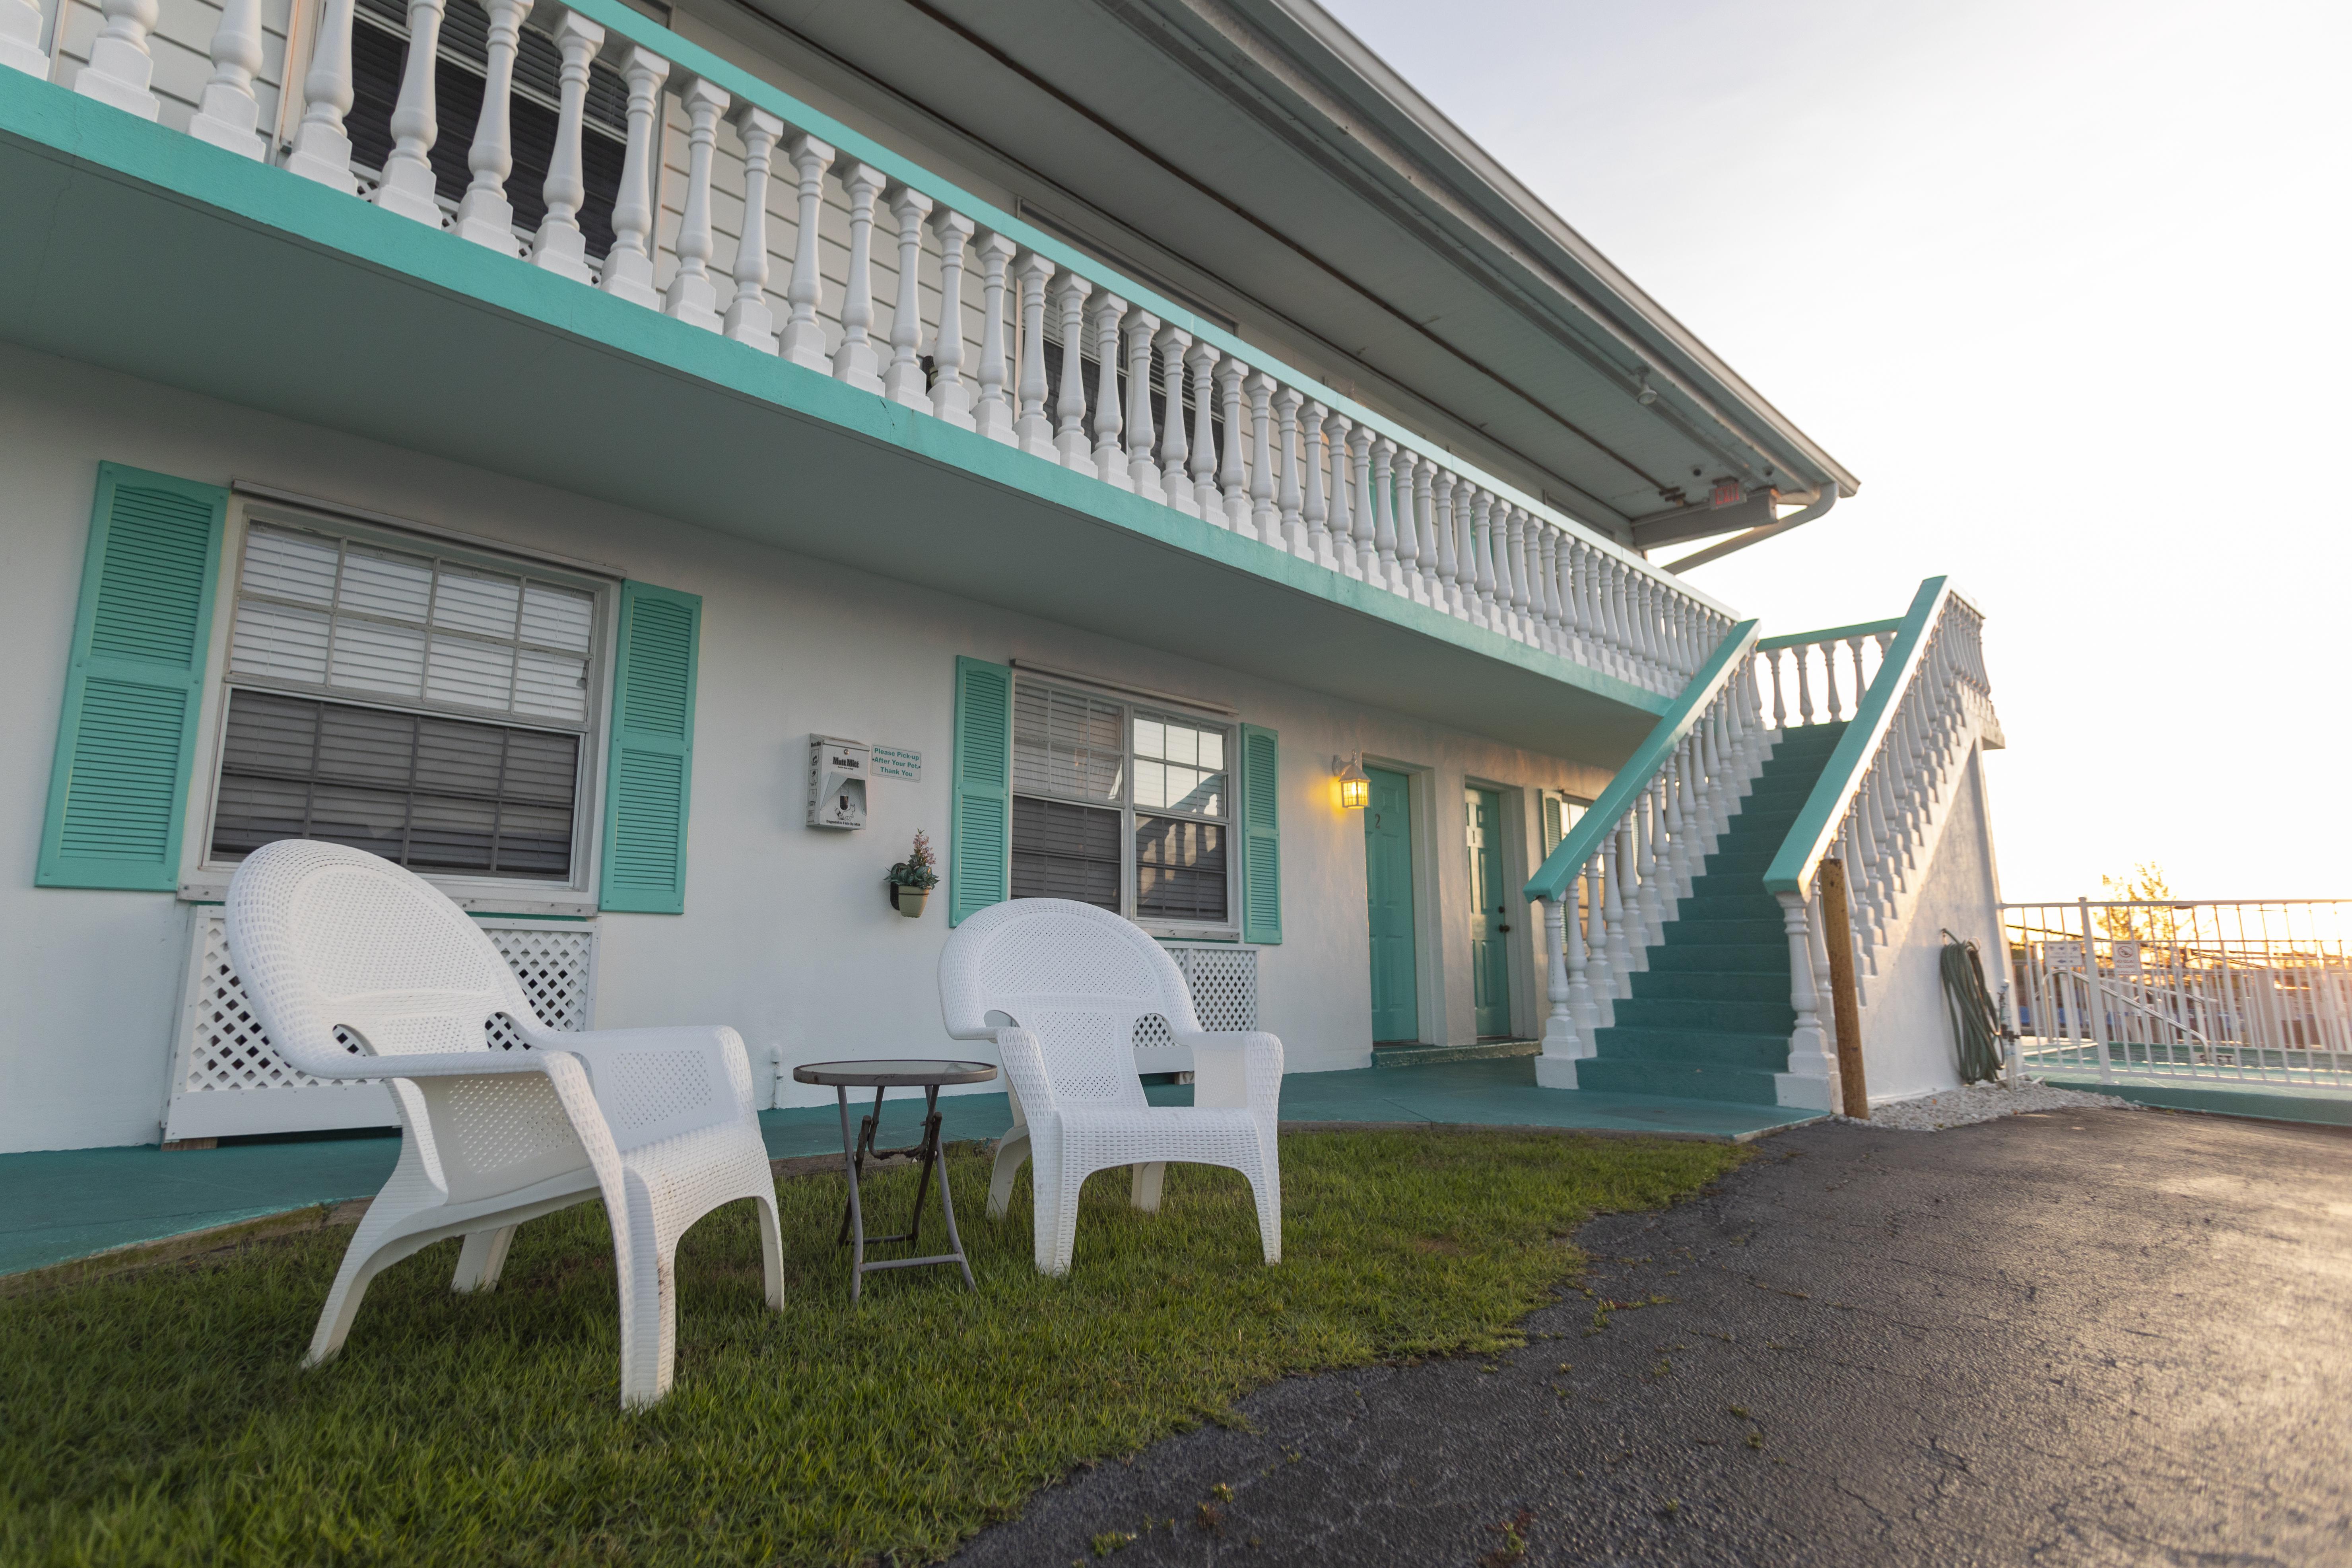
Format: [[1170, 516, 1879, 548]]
[[792, 1058, 999, 1088]]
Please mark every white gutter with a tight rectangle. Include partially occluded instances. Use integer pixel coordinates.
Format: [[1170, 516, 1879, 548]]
[[1663, 485, 1838, 575]]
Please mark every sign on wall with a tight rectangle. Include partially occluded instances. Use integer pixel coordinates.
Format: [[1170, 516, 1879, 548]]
[[873, 746, 922, 781]]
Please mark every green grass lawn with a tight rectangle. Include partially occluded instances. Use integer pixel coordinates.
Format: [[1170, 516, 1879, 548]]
[[1, 1129, 1743, 1567]]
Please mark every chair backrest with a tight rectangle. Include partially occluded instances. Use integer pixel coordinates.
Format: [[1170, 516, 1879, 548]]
[[940, 899, 1198, 1108], [225, 839, 538, 1076]]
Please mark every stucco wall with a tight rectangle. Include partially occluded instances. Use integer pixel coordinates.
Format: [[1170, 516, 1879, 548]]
[[0, 344, 1624, 1152]]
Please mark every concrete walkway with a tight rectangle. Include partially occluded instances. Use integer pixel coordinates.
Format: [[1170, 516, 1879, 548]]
[[950, 1108, 2352, 1567], [0, 1058, 1810, 1276]]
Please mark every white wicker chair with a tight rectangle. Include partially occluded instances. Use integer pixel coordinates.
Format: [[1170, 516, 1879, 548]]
[[224, 839, 782, 1408], [939, 898, 1282, 1276]]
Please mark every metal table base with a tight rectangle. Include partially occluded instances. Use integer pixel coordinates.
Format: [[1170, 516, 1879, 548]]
[[829, 1081, 975, 1301]]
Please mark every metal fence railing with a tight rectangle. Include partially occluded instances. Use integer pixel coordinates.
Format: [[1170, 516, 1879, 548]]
[[2001, 900, 2352, 1091]]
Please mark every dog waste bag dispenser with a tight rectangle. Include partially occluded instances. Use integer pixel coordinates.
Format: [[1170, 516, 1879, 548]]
[[807, 736, 870, 829]]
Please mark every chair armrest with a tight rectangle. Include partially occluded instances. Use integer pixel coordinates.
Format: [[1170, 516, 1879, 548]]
[[313, 1051, 553, 1081], [1177, 1030, 1282, 1114], [533, 1024, 759, 1136], [991, 1028, 1057, 1122]]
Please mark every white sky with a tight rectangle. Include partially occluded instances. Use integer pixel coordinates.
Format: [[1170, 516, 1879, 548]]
[[1321, 0, 2352, 900]]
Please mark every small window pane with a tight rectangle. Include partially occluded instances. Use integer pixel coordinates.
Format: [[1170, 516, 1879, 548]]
[[513, 648, 589, 721], [1014, 684, 1125, 802], [1199, 729, 1224, 771], [229, 599, 331, 685], [1133, 717, 1164, 760], [241, 525, 339, 605], [1011, 796, 1120, 911], [328, 616, 427, 698], [424, 632, 518, 710], [338, 547, 433, 622], [1136, 816, 1227, 923], [431, 567, 522, 637], [520, 583, 594, 652]]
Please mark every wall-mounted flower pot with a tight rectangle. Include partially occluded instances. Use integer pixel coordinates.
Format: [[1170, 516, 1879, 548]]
[[889, 883, 930, 918]]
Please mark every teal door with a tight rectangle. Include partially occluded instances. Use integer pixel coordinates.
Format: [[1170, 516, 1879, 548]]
[[1365, 767, 1419, 1043], [1466, 787, 1512, 1038]]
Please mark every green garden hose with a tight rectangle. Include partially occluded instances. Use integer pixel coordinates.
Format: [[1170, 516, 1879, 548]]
[[1940, 931, 2006, 1085]]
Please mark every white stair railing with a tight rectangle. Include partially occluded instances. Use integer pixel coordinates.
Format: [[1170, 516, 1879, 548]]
[[1520, 621, 1771, 1088], [10, 0, 1741, 696], [1761, 577, 2000, 1109], [1754, 619, 1899, 732]]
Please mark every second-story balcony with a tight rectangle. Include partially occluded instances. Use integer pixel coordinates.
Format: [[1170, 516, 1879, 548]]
[[0, 0, 1754, 753]]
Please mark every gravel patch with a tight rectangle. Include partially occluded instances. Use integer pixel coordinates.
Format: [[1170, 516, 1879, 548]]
[[1847, 1077, 2143, 1131]]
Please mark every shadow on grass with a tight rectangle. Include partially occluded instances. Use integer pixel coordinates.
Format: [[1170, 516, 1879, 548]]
[[0, 1128, 1742, 1566]]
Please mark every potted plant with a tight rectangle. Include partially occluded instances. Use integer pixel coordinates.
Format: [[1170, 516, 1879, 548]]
[[886, 830, 940, 918]]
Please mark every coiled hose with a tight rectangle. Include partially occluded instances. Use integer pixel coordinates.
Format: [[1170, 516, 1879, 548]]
[[1940, 931, 2006, 1085]]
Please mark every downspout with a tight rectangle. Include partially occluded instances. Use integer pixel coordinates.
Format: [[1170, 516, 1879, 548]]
[[1663, 483, 1838, 574]]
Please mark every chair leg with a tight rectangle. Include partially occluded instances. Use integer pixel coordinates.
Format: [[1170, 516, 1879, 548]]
[[1245, 1161, 1282, 1266], [450, 1224, 518, 1292], [987, 1127, 1031, 1221], [1129, 1161, 1166, 1213], [752, 1189, 785, 1311], [305, 1199, 430, 1366], [1036, 1156, 1088, 1277]]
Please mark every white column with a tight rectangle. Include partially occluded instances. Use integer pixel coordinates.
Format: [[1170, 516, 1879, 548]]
[[596, 47, 670, 307], [370, 0, 448, 220], [1050, 272, 1093, 469], [527, 10, 605, 279], [1272, 385, 1304, 552], [0, 0, 49, 79], [1124, 308, 1164, 501], [881, 181, 934, 409], [1324, 412, 1359, 577], [973, 231, 1017, 443], [283, 0, 359, 190], [452, 0, 537, 254], [830, 162, 887, 390], [928, 207, 976, 429], [777, 132, 836, 369], [1186, 340, 1223, 519], [1535, 890, 1587, 1089], [1012, 250, 1057, 459], [1154, 323, 1195, 514], [659, 76, 730, 324], [74, 0, 161, 119], [1300, 400, 1329, 563], [1244, 371, 1277, 542], [188, 0, 268, 155], [1088, 291, 1130, 488], [722, 104, 782, 350]]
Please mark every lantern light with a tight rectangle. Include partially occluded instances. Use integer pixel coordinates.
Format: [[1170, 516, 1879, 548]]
[[1336, 754, 1370, 810]]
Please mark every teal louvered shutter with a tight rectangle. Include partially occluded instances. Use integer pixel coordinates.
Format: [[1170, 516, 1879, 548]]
[[1543, 795, 1564, 855], [37, 464, 227, 890], [599, 581, 700, 914], [950, 656, 1013, 926], [1239, 723, 1281, 944]]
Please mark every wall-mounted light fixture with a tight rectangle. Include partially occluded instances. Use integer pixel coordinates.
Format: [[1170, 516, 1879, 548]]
[[1335, 753, 1370, 810]]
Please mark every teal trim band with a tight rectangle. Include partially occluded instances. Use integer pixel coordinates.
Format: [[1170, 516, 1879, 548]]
[[1762, 577, 1950, 897], [1755, 617, 1903, 652], [1521, 619, 1761, 905]]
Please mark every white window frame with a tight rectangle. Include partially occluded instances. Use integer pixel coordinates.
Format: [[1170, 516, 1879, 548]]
[[1010, 674, 1241, 940], [178, 497, 618, 915]]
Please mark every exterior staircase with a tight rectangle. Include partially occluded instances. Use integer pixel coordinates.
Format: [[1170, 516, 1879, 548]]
[[1574, 721, 1849, 1105]]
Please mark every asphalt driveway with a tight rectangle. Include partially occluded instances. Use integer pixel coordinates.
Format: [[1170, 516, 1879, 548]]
[[951, 1108, 2352, 1566]]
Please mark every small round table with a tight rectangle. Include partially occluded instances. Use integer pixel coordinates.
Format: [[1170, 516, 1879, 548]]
[[792, 1058, 998, 1300]]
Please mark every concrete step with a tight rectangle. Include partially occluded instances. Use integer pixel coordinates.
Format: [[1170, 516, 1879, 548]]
[[1574, 1056, 1785, 1106]]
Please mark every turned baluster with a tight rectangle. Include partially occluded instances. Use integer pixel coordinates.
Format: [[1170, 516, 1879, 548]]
[[881, 183, 935, 407], [1369, 438, 1400, 588], [369, 0, 448, 218], [1542, 893, 1582, 1061], [1779, 891, 1833, 1097], [1124, 309, 1163, 501], [1610, 815, 1640, 981], [1088, 292, 1130, 487], [777, 133, 837, 368], [1324, 412, 1358, 575], [188, 0, 268, 154], [1635, 784, 1667, 945], [284, 0, 359, 188], [972, 232, 1017, 443], [828, 162, 887, 389], [1429, 470, 1458, 610], [1049, 272, 1093, 468], [1244, 372, 1277, 540], [1583, 851, 1616, 1007], [1848, 635, 1870, 708], [1391, 449, 1423, 597], [75, 0, 161, 119], [1765, 649, 1785, 731], [1413, 458, 1441, 604], [1216, 355, 1250, 528], [1822, 637, 1844, 721], [1012, 251, 1056, 458], [1599, 832, 1631, 998], [1452, 484, 1480, 618], [1469, 490, 1498, 626], [928, 208, 975, 428], [656, 77, 730, 321], [1349, 426, 1379, 582], [1565, 874, 1597, 1039], [1187, 340, 1223, 519], [452, 0, 540, 253], [596, 48, 670, 305], [526, 11, 606, 277], [1, 0, 49, 78], [1272, 386, 1304, 551], [1538, 528, 1565, 654], [722, 107, 782, 346], [1506, 507, 1533, 641], [1793, 641, 1817, 725], [1154, 324, 1194, 513], [1300, 401, 1329, 562]]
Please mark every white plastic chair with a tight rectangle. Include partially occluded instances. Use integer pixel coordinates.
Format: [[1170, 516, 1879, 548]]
[[225, 840, 781, 1408], [939, 898, 1282, 1275]]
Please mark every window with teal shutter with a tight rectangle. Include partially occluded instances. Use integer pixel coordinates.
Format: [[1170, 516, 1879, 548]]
[[950, 656, 1013, 926], [1239, 723, 1281, 944], [38, 464, 228, 891], [599, 581, 699, 913]]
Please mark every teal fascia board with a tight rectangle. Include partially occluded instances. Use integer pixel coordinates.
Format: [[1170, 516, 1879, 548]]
[[1761, 577, 1950, 897], [0, 70, 1670, 721], [1522, 618, 1760, 904]]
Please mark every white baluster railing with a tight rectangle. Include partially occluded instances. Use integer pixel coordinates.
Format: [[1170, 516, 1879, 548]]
[[1761, 579, 2000, 1110], [1523, 621, 1767, 1086], [85, 0, 1736, 694]]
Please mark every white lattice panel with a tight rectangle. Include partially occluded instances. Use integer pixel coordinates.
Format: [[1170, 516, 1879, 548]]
[[1131, 944, 1259, 1070], [162, 909, 597, 1141]]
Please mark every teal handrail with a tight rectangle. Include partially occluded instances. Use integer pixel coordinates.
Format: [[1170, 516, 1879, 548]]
[[552, 0, 1733, 616], [1761, 577, 1949, 898], [1521, 619, 1760, 903], [1754, 617, 1901, 653]]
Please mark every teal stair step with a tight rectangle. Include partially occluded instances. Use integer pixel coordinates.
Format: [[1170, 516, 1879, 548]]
[[1663, 917, 1786, 946], [1645, 944, 1791, 975], [1676, 893, 1783, 921], [1593, 1024, 1791, 1067], [1372, 1039, 1539, 1068], [1573, 1058, 1785, 1106], [1607, 997, 1797, 1035], [1626, 968, 1791, 1003]]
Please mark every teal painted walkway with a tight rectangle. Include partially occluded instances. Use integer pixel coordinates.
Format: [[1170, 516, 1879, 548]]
[[2035, 1073, 2352, 1128], [0, 1059, 1809, 1277]]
